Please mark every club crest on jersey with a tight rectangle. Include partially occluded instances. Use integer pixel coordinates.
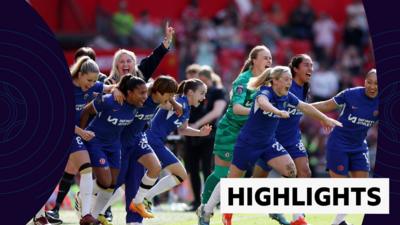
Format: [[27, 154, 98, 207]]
[[83, 93, 89, 100], [236, 85, 244, 94], [99, 158, 106, 165], [373, 110, 379, 117]]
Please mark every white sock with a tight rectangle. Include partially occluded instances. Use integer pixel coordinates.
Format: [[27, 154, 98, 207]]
[[145, 174, 180, 200], [92, 187, 114, 218], [293, 213, 304, 220], [79, 172, 93, 216], [332, 214, 347, 225], [204, 182, 220, 214], [100, 185, 125, 215], [35, 206, 45, 219], [91, 179, 100, 212], [134, 173, 158, 204]]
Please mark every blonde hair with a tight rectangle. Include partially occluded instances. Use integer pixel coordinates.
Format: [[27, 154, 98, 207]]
[[108, 49, 143, 84], [366, 68, 376, 77], [70, 56, 99, 79], [247, 66, 291, 90]]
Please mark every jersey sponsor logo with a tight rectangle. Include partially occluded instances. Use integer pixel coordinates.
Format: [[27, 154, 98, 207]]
[[135, 113, 154, 120], [347, 113, 375, 127], [174, 119, 183, 127], [107, 115, 133, 126]]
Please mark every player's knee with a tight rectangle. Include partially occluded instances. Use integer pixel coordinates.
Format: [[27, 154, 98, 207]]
[[284, 162, 297, 178], [297, 166, 311, 178], [149, 163, 162, 177], [78, 163, 92, 174]]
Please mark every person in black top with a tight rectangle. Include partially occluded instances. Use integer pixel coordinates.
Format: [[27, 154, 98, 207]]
[[184, 66, 227, 211]]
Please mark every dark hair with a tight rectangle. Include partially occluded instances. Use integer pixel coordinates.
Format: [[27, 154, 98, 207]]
[[150, 75, 178, 95], [240, 45, 270, 73], [118, 74, 146, 97], [177, 78, 205, 95], [74, 47, 96, 61], [288, 54, 310, 100], [70, 56, 99, 79]]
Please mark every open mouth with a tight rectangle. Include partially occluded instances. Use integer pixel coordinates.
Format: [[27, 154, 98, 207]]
[[306, 73, 312, 78], [123, 69, 130, 74]]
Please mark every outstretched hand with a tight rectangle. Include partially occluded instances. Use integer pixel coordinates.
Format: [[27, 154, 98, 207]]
[[199, 124, 212, 136], [321, 118, 342, 133]]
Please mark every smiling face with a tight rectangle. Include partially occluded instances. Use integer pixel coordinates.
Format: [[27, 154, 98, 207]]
[[365, 72, 378, 98], [78, 72, 98, 91], [253, 49, 273, 72], [273, 72, 293, 96], [293, 55, 313, 84], [117, 53, 135, 76], [188, 84, 207, 107], [126, 84, 148, 107]]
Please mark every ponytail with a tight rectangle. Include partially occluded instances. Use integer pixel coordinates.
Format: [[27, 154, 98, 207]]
[[177, 79, 205, 95], [248, 66, 291, 90], [70, 56, 99, 79]]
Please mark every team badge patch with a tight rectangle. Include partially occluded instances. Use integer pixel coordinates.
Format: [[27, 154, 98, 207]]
[[373, 110, 379, 117], [236, 85, 244, 94], [99, 158, 106, 165]]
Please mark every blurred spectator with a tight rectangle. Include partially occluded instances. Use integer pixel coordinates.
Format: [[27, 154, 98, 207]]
[[288, 0, 316, 40], [195, 32, 217, 67], [185, 64, 202, 79], [111, 0, 135, 46], [215, 17, 241, 49], [310, 62, 340, 101], [346, 0, 368, 32], [313, 13, 337, 62], [340, 46, 363, 76], [133, 10, 160, 48], [268, 2, 287, 28]]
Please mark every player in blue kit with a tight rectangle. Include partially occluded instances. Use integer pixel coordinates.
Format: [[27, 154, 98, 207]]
[[80, 75, 148, 219], [95, 76, 180, 225], [311, 69, 378, 225], [130, 79, 212, 217], [198, 66, 341, 225], [253, 54, 314, 225]]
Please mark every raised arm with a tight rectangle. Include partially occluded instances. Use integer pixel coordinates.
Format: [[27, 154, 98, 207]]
[[138, 22, 174, 81]]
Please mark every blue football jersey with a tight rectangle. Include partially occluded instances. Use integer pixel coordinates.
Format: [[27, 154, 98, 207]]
[[87, 94, 137, 145], [146, 95, 190, 141], [121, 96, 159, 146], [327, 87, 378, 151], [275, 81, 306, 146], [238, 86, 300, 146], [74, 81, 103, 124]]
